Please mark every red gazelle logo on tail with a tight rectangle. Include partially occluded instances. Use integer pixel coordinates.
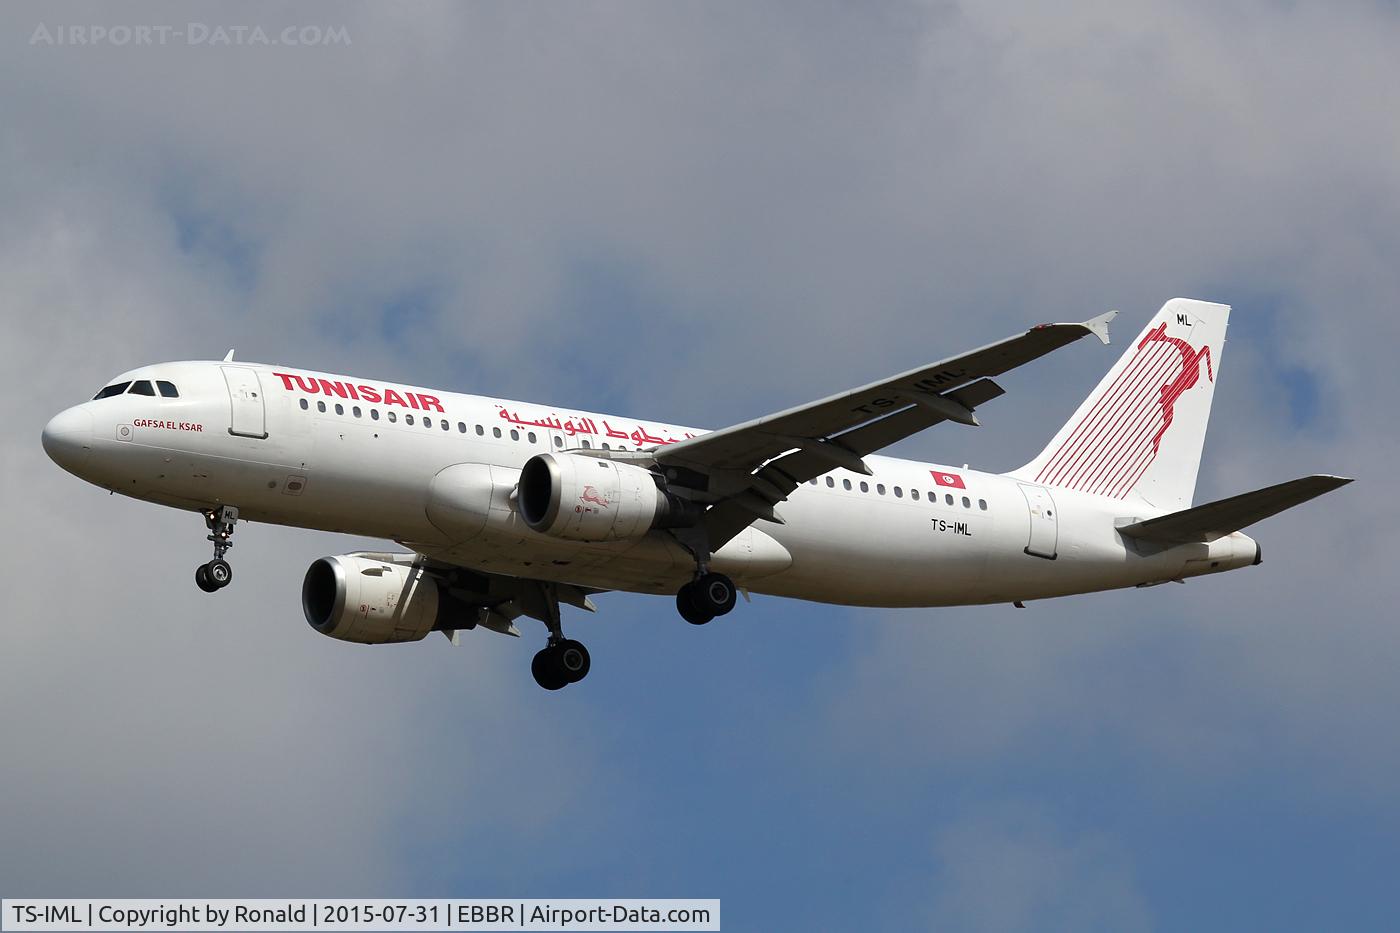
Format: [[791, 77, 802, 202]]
[[1034, 322, 1213, 499]]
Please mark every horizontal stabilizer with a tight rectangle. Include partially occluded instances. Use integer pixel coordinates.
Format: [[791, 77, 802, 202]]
[[1118, 474, 1352, 545]]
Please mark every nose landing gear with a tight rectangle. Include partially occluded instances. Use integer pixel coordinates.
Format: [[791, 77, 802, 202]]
[[195, 505, 238, 593]]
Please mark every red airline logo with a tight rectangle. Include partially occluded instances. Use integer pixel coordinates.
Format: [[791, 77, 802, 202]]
[[273, 372, 445, 413], [932, 470, 966, 489]]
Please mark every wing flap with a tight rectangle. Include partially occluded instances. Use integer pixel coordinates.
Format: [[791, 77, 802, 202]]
[[701, 379, 1009, 548], [1117, 474, 1352, 545]]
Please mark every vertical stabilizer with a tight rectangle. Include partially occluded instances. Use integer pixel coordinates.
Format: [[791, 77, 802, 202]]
[[1010, 298, 1229, 510]]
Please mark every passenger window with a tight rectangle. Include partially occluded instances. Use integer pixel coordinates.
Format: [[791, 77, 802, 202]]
[[492, 426, 501, 438], [458, 422, 466, 433], [553, 436, 563, 447], [510, 429, 519, 441], [842, 478, 852, 490], [945, 494, 954, 505], [299, 399, 309, 410], [440, 419, 448, 431], [93, 382, 131, 400], [877, 484, 886, 495], [529, 432, 537, 444], [826, 476, 835, 487], [476, 424, 484, 436], [128, 380, 156, 396], [352, 406, 361, 418], [317, 401, 327, 413], [962, 496, 971, 508], [894, 486, 903, 498], [911, 489, 920, 501], [809, 479, 818, 486], [979, 499, 988, 510], [425, 418, 434, 430], [335, 403, 344, 415], [156, 380, 179, 398], [582, 439, 592, 449], [387, 411, 397, 423], [860, 481, 869, 493], [602, 443, 611, 450], [371, 409, 379, 421], [406, 414, 415, 425]]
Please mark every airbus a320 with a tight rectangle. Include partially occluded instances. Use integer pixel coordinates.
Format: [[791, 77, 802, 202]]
[[42, 299, 1350, 689]]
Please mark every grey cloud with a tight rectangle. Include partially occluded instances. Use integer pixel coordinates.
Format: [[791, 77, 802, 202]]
[[2, 0, 1398, 914]]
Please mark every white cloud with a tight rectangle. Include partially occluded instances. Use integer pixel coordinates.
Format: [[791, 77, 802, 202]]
[[926, 805, 1151, 933]]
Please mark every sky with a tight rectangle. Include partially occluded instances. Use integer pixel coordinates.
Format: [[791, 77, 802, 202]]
[[1, 2, 1397, 930]]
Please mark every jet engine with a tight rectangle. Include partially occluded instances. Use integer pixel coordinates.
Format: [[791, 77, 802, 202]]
[[302, 554, 461, 644], [517, 452, 698, 542]]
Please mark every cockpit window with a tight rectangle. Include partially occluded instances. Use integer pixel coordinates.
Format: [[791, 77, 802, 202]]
[[128, 380, 156, 396], [93, 382, 131, 400], [157, 380, 179, 398]]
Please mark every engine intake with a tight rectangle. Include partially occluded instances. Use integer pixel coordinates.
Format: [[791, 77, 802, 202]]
[[302, 554, 465, 644], [518, 453, 698, 542]]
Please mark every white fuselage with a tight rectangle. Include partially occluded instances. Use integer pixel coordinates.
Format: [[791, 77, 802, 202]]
[[42, 360, 1259, 607]]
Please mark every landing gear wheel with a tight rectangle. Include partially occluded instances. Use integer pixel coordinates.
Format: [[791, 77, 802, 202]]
[[676, 583, 716, 626], [531, 648, 569, 691], [557, 639, 591, 684], [199, 505, 239, 591], [695, 572, 737, 616], [205, 558, 233, 589], [195, 564, 218, 593]]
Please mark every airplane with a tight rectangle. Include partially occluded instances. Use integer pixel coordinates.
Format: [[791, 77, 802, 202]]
[[41, 298, 1350, 690]]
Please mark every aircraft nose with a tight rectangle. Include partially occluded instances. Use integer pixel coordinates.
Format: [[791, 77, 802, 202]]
[[42, 405, 94, 474]]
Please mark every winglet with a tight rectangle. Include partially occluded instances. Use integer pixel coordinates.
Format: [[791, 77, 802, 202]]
[[1083, 310, 1117, 346]]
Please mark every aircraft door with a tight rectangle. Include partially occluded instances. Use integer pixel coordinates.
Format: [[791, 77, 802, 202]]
[[1018, 483, 1058, 559], [222, 366, 268, 439]]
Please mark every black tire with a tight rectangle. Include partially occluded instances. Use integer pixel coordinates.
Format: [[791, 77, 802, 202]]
[[195, 564, 218, 593], [531, 648, 568, 691], [558, 639, 591, 683], [696, 572, 738, 616], [206, 558, 233, 589], [676, 583, 715, 625]]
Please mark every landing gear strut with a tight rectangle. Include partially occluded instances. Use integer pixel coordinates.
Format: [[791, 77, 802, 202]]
[[525, 581, 591, 690], [195, 505, 238, 593], [671, 526, 737, 625]]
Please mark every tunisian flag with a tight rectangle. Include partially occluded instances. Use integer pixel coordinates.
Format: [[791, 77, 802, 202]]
[[931, 470, 966, 489]]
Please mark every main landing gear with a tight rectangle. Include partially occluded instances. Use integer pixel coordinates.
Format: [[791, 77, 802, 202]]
[[670, 524, 738, 626], [194, 505, 238, 593], [676, 571, 737, 625], [527, 581, 591, 691]]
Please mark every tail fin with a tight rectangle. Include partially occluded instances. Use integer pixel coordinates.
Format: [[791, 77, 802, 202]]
[[1010, 298, 1230, 510]]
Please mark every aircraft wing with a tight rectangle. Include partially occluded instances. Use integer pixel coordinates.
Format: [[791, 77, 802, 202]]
[[380, 548, 607, 641], [654, 310, 1118, 547], [1117, 474, 1353, 545]]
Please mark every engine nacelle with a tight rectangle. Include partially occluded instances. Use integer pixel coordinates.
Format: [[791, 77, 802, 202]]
[[302, 554, 447, 644], [517, 452, 697, 542]]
